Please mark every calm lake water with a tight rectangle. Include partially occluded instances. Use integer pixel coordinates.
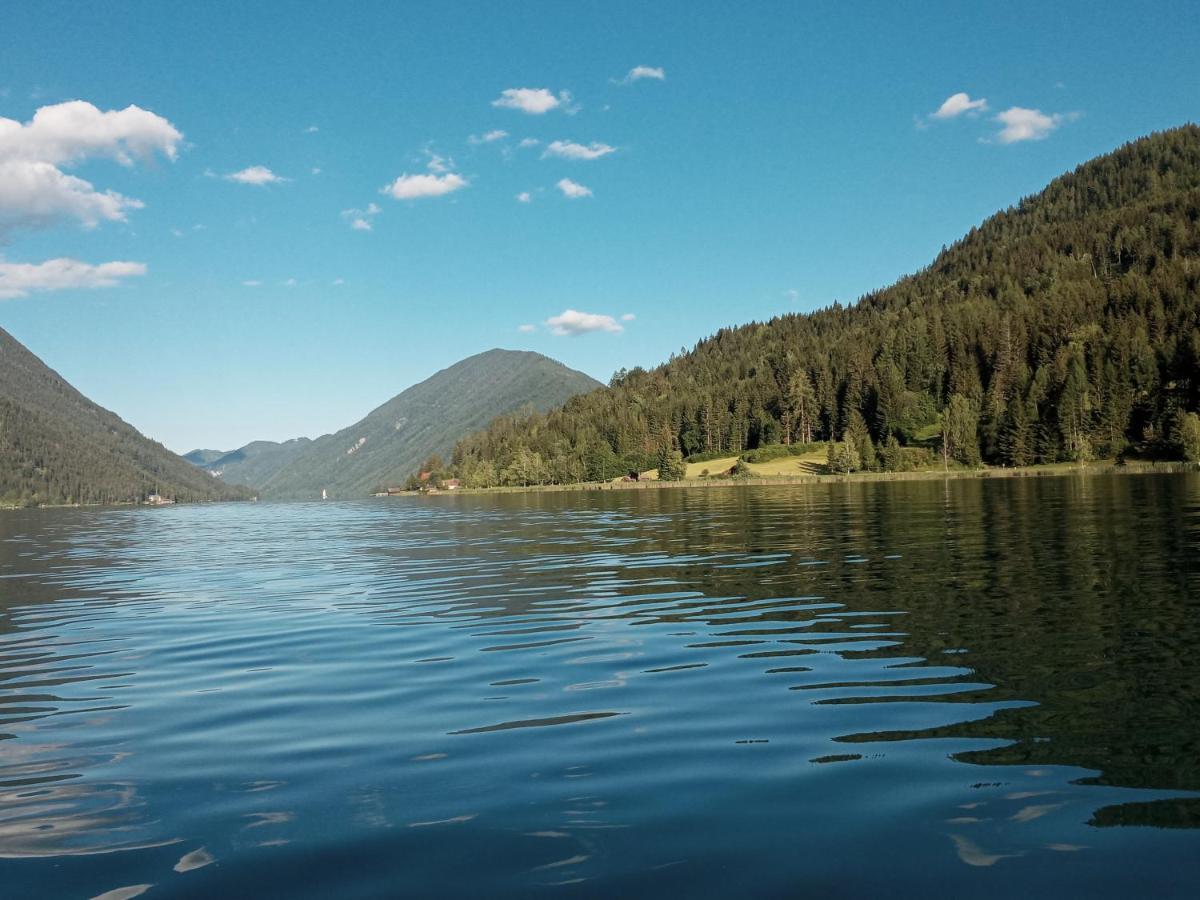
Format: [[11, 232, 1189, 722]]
[[2, 475, 1199, 898]]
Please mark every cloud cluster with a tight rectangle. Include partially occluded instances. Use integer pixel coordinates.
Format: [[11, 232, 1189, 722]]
[[927, 91, 1075, 144], [556, 178, 592, 199], [225, 165, 287, 185], [0, 100, 181, 235], [543, 140, 616, 161], [341, 202, 381, 231], [546, 309, 623, 335], [492, 88, 572, 115], [0, 257, 146, 299]]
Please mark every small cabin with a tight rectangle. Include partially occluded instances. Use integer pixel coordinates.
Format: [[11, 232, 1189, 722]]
[[441, 478, 461, 490]]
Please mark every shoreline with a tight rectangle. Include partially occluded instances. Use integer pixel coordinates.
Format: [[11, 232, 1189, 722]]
[[413, 459, 1197, 496]]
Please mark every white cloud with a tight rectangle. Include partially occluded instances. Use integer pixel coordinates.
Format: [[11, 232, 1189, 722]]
[[618, 65, 665, 84], [546, 309, 622, 336], [932, 92, 988, 120], [620, 313, 635, 321], [469, 129, 508, 144], [382, 172, 468, 200], [492, 88, 571, 115], [543, 140, 616, 161], [555, 177, 592, 199], [311, 167, 322, 175], [516, 191, 532, 203], [518, 138, 540, 149], [0, 100, 182, 166], [517, 323, 536, 333], [283, 277, 297, 287], [305, 125, 319, 134], [0, 100, 180, 235], [225, 165, 287, 185], [242, 280, 262, 287], [0, 160, 143, 233], [0, 257, 146, 299], [993, 107, 1066, 143], [341, 202, 381, 230], [332, 278, 345, 286]]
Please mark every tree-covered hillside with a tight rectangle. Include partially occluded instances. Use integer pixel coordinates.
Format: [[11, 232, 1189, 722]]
[[443, 125, 1200, 486], [0, 327, 250, 506], [186, 438, 313, 488], [257, 349, 602, 499]]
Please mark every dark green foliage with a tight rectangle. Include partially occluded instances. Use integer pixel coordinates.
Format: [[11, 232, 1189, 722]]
[[256, 350, 601, 498], [656, 443, 686, 481], [440, 126, 1200, 484], [0, 327, 249, 506], [1174, 411, 1200, 462]]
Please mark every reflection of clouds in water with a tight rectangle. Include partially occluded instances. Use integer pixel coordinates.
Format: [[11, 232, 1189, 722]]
[[89, 885, 153, 900], [1011, 802, 1067, 823], [949, 834, 1022, 867], [173, 846, 215, 872]]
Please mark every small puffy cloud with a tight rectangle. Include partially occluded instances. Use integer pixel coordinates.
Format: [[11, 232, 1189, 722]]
[[424, 151, 453, 174], [518, 138, 540, 149], [341, 201, 381, 230], [517, 323, 536, 333], [618, 65, 665, 85], [492, 88, 572, 115], [225, 165, 287, 185], [932, 92, 988, 120], [0, 100, 180, 235], [311, 167, 322, 175], [993, 107, 1066, 143], [0, 257, 146, 300], [543, 140, 616, 161], [283, 277, 297, 287], [555, 177, 592, 199], [620, 313, 635, 321], [382, 172, 468, 200], [305, 125, 319, 133], [242, 280, 262, 287], [516, 191, 532, 203], [332, 278, 345, 286], [468, 129, 508, 144], [546, 309, 623, 336]]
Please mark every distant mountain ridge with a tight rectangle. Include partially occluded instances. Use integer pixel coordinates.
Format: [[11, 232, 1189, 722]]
[[240, 349, 602, 499], [0, 327, 248, 506], [185, 439, 313, 488]]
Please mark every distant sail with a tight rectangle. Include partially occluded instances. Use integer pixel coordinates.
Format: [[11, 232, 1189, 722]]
[[321, 489, 328, 500]]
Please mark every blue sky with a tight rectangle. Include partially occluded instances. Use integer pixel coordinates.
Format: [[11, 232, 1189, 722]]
[[1, 1, 1197, 451]]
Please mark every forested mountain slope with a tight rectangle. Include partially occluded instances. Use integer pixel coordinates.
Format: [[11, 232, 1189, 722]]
[[443, 125, 1200, 486], [258, 349, 602, 498], [0, 327, 249, 506], [186, 438, 313, 488]]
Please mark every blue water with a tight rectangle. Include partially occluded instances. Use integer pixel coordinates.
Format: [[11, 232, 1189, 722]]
[[1, 475, 1199, 897]]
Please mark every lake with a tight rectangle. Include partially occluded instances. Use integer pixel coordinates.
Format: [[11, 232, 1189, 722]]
[[1, 474, 1198, 898]]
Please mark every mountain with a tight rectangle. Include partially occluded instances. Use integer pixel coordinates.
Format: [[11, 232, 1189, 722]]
[[443, 125, 1200, 485], [0, 327, 249, 506], [183, 448, 226, 466], [257, 349, 602, 498], [187, 438, 313, 488]]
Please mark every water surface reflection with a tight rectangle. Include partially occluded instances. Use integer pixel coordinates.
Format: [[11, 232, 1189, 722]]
[[0, 474, 1198, 896]]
